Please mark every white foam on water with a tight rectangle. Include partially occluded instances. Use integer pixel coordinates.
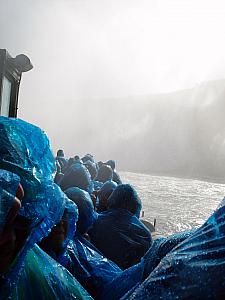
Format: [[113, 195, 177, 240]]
[[121, 172, 225, 235]]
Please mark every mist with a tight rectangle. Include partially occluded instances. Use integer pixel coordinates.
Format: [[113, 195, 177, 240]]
[[1, 0, 225, 181]]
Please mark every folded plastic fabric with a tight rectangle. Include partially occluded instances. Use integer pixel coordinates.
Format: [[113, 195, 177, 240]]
[[38, 197, 79, 267], [8, 244, 93, 300], [89, 208, 152, 270], [62, 198, 79, 250], [59, 163, 94, 193], [122, 198, 225, 300], [0, 169, 20, 233], [0, 169, 20, 197]]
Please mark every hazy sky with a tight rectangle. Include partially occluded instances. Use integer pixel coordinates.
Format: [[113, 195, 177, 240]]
[[1, 0, 225, 99], [1, 0, 225, 171]]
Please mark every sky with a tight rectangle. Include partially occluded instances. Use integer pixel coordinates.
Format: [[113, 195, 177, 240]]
[[1, 0, 225, 178], [1, 0, 225, 98]]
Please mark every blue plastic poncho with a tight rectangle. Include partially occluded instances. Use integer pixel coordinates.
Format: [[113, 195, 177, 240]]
[[65, 187, 97, 234], [93, 180, 103, 191], [81, 154, 95, 164], [65, 236, 122, 298], [105, 160, 116, 170], [0, 169, 20, 233], [41, 186, 122, 298], [0, 117, 92, 299], [89, 184, 152, 270], [10, 244, 92, 300], [95, 229, 195, 300], [96, 180, 117, 212], [84, 160, 97, 180], [39, 197, 79, 262], [0, 117, 55, 182], [62, 187, 122, 298], [59, 163, 94, 194], [56, 151, 68, 173], [0, 117, 64, 243], [108, 184, 142, 218], [0, 169, 20, 198], [94, 165, 113, 183], [104, 160, 122, 184], [123, 198, 225, 300], [112, 171, 122, 185], [0, 117, 61, 231], [59, 198, 79, 255]]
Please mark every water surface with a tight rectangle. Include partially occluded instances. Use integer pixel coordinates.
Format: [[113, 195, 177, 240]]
[[121, 171, 225, 235]]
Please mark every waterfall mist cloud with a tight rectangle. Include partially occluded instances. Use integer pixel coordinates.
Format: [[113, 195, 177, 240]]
[[1, 0, 225, 181]]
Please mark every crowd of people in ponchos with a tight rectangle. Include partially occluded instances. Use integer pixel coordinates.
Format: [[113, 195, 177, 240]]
[[1, 116, 225, 300]]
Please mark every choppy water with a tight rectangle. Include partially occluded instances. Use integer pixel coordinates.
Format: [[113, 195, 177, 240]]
[[121, 171, 225, 235]]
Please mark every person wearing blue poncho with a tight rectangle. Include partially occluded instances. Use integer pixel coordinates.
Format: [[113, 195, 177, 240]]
[[89, 184, 153, 270], [59, 161, 94, 193], [105, 160, 122, 184], [0, 117, 92, 300], [84, 160, 97, 180], [81, 154, 95, 164], [40, 186, 123, 298], [94, 164, 113, 183], [56, 149, 68, 173], [96, 180, 117, 212]]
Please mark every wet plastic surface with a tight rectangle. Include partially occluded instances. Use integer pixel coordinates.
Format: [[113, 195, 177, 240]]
[[0, 117, 55, 183], [123, 198, 225, 299]]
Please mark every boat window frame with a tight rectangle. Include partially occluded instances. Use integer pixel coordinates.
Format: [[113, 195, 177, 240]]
[[0, 49, 22, 118]]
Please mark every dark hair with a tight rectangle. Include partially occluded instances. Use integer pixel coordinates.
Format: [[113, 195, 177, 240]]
[[57, 149, 64, 157]]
